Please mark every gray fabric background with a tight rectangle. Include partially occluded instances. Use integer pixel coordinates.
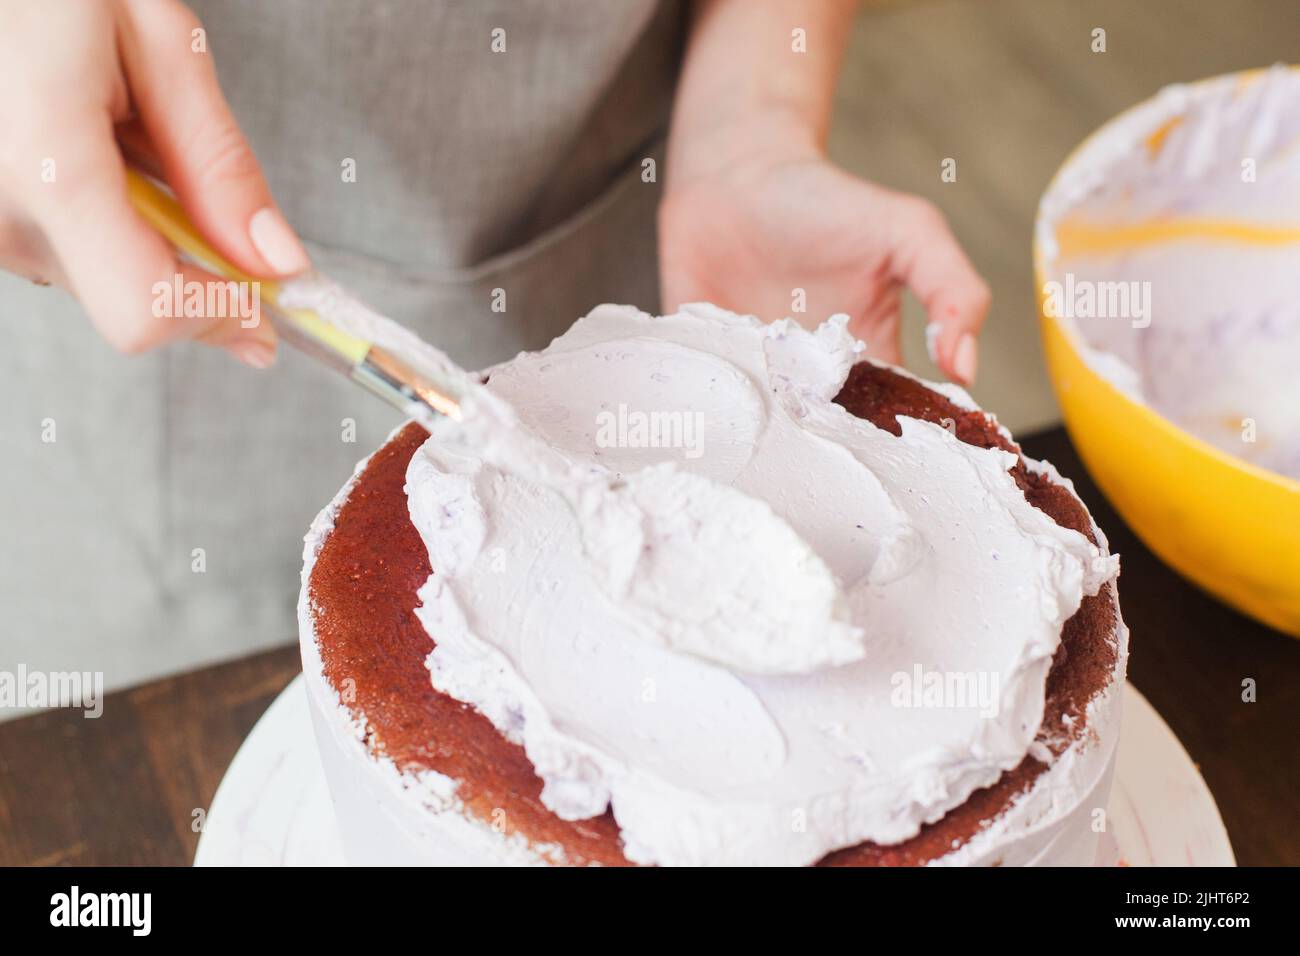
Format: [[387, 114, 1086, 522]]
[[0, 0, 683, 708]]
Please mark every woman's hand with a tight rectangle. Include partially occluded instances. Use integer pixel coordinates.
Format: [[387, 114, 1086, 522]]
[[660, 0, 989, 385], [0, 0, 309, 367], [659, 124, 989, 384]]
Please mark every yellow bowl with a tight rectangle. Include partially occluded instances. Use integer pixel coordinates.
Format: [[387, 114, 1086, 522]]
[[1034, 71, 1300, 638]]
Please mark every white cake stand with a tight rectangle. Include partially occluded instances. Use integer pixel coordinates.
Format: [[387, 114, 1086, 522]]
[[194, 678, 1234, 867]]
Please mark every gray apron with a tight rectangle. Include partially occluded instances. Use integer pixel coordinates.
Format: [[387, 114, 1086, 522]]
[[0, 0, 683, 699]]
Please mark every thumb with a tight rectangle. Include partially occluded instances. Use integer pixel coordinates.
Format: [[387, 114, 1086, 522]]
[[116, 0, 310, 280], [884, 195, 990, 386]]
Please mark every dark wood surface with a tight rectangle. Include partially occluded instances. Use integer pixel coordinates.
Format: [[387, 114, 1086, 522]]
[[0, 646, 300, 867], [0, 428, 1295, 867]]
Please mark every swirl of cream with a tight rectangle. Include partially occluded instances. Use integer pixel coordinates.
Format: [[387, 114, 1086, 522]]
[[405, 304, 1117, 865]]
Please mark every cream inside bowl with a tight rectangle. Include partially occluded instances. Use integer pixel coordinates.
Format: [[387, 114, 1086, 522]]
[[1036, 64, 1300, 481]]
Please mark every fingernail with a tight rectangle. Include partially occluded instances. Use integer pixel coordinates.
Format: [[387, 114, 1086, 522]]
[[952, 333, 977, 385], [924, 322, 942, 365], [249, 207, 311, 275], [229, 339, 277, 370]]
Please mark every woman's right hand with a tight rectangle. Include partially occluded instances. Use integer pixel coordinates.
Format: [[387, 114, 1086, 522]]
[[0, 0, 310, 368]]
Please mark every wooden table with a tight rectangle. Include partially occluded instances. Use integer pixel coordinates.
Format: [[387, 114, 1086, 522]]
[[0, 428, 1295, 867]]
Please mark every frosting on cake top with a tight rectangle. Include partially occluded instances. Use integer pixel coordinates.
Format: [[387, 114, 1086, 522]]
[[399, 303, 1117, 866]]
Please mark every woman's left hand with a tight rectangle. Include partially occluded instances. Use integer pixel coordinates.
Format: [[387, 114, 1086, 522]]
[[659, 127, 989, 385]]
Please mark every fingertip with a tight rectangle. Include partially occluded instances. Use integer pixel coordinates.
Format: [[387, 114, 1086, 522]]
[[924, 277, 989, 383], [949, 332, 978, 386], [248, 206, 311, 276], [226, 338, 278, 370]]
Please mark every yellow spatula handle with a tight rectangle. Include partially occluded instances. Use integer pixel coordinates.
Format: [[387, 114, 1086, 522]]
[[124, 169, 371, 366]]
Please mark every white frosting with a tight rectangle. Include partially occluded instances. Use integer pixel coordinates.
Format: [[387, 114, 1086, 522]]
[[399, 303, 1117, 866], [298, 409, 1128, 869], [1037, 65, 1300, 480]]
